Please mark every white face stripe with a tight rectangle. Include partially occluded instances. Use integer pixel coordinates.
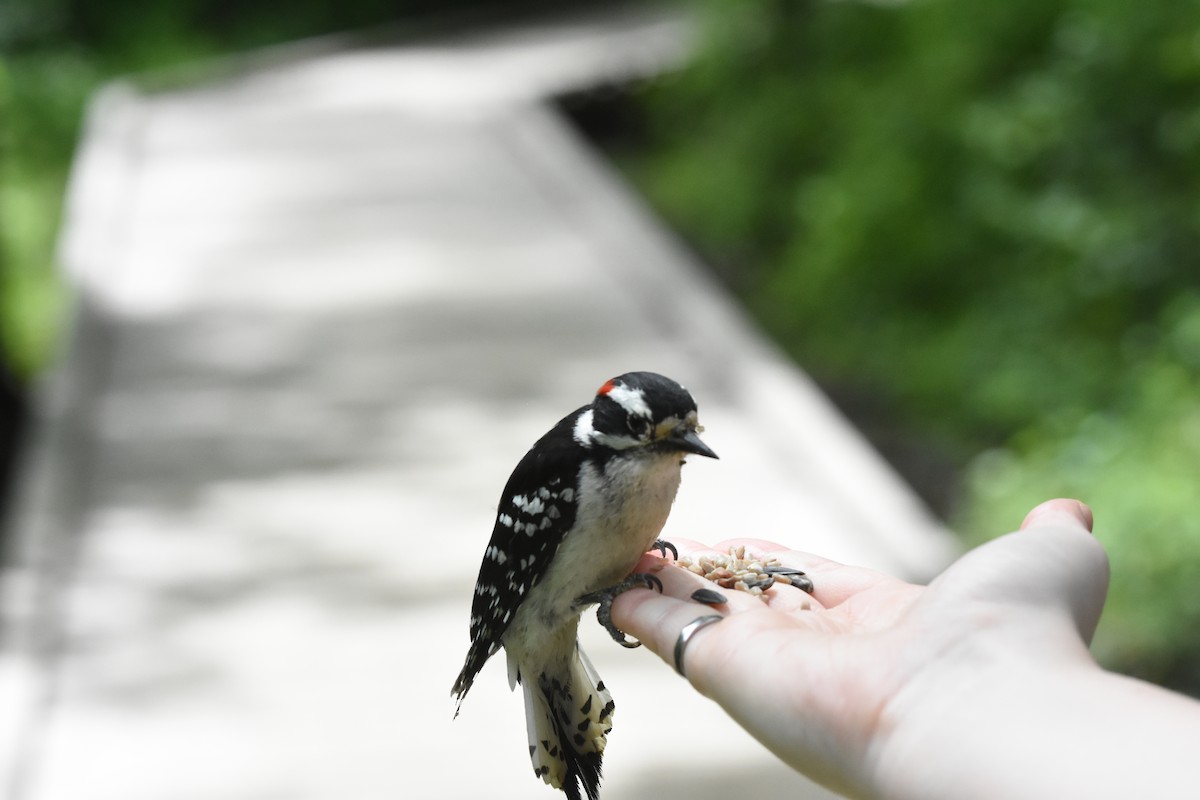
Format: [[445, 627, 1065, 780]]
[[604, 383, 652, 419], [573, 408, 596, 447]]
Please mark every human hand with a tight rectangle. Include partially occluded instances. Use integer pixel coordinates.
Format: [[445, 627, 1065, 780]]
[[612, 499, 1107, 798]]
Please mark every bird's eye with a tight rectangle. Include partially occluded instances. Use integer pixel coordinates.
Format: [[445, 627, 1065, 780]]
[[628, 417, 652, 438]]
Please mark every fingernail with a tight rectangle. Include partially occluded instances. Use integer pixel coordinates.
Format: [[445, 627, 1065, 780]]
[[1022, 499, 1094, 532], [691, 588, 728, 606]]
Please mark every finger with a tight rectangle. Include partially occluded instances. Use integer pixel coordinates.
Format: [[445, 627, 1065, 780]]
[[612, 544, 830, 672], [610, 571, 800, 685], [1021, 498, 1094, 533], [609, 574, 726, 672], [924, 499, 1108, 646], [1015, 498, 1108, 643], [711, 537, 791, 553]]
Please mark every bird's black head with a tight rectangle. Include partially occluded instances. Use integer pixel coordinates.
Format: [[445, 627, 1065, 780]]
[[573, 371, 718, 459]]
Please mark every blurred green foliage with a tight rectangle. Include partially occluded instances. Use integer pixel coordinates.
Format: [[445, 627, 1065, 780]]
[[1, 43, 89, 375], [1, 0, 218, 376], [624, 0, 1200, 690]]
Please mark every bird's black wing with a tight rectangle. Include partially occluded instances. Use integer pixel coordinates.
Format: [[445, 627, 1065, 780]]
[[452, 406, 587, 707]]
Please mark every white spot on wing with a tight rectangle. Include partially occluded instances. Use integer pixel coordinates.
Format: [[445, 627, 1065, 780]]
[[516, 496, 544, 515]]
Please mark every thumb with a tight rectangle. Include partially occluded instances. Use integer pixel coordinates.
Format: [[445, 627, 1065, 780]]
[[1017, 498, 1108, 644], [923, 499, 1109, 648], [1021, 498, 1094, 533]]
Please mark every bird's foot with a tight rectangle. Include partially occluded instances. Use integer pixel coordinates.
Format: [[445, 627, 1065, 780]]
[[576, 573, 664, 648]]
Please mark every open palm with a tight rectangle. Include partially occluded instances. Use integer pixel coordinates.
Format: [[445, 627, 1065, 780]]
[[612, 500, 1108, 798]]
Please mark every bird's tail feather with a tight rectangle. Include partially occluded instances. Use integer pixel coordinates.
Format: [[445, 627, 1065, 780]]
[[523, 642, 614, 800]]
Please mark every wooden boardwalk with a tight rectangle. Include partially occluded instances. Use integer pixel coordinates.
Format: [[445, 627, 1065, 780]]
[[0, 8, 955, 800]]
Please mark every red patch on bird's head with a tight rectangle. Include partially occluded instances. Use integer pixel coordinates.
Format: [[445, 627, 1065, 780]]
[[597, 379, 617, 396]]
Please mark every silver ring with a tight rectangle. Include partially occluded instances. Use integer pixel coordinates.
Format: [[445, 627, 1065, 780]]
[[673, 614, 724, 678]]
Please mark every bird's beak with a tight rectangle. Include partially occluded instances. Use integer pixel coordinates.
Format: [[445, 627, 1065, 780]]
[[668, 428, 718, 459]]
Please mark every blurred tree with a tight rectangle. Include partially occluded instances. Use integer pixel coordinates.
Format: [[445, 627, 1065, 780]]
[[625, 0, 1200, 690]]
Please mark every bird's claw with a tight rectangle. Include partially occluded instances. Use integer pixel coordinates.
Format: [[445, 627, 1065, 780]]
[[650, 539, 678, 561], [576, 573, 664, 647]]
